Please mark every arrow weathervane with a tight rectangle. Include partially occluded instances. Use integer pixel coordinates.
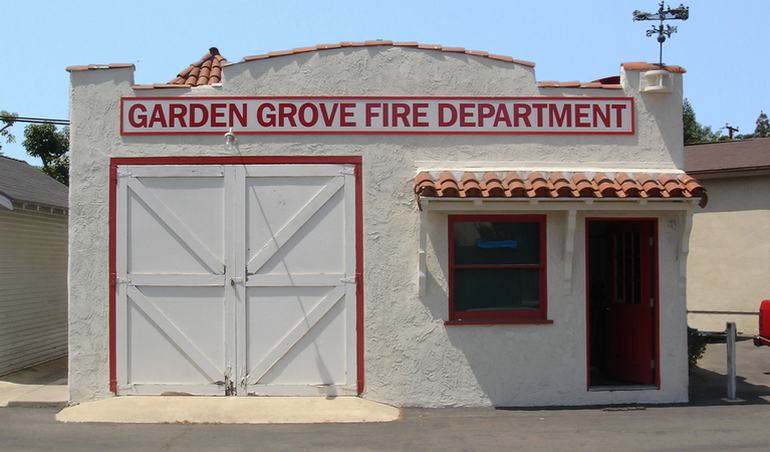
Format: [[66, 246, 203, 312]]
[[633, 2, 689, 66]]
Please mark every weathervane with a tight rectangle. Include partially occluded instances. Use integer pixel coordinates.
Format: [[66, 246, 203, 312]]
[[633, 2, 689, 66]]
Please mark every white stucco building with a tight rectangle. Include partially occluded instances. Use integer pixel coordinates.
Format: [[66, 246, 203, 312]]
[[66, 42, 705, 407]]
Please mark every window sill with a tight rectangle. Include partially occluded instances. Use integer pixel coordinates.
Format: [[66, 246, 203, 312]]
[[444, 319, 554, 326]]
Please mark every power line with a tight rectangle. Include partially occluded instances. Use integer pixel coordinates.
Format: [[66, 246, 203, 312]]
[[1, 116, 69, 126]]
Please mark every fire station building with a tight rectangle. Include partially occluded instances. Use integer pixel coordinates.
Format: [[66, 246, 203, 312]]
[[66, 42, 704, 407]]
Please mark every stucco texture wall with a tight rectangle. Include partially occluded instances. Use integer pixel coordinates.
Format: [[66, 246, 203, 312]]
[[68, 46, 689, 406], [687, 175, 770, 335]]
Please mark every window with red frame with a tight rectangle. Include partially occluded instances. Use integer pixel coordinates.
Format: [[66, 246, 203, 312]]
[[448, 215, 548, 324]]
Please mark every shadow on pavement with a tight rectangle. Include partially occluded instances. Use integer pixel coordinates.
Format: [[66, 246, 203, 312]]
[[0, 357, 67, 386]]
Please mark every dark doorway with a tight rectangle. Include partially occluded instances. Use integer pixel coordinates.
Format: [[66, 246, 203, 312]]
[[587, 219, 658, 388]]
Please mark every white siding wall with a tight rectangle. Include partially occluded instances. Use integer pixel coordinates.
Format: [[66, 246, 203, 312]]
[[0, 205, 68, 376]]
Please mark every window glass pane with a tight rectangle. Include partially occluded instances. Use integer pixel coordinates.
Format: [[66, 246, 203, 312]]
[[454, 268, 540, 312], [453, 221, 540, 265]]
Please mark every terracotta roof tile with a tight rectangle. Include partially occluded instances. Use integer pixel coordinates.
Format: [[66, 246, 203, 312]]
[[132, 84, 192, 90], [622, 62, 686, 74], [168, 47, 227, 86], [315, 43, 343, 50], [481, 172, 505, 197], [537, 79, 623, 90], [415, 171, 706, 205], [239, 40, 536, 68]]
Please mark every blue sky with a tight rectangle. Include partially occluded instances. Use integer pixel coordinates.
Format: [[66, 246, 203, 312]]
[[1, 0, 767, 165]]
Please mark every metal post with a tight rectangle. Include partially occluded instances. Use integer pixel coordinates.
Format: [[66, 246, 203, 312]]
[[723, 322, 743, 402]]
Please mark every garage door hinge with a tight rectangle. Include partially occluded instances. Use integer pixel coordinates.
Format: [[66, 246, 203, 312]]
[[116, 276, 132, 284], [340, 167, 355, 176], [340, 275, 356, 284], [117, 169, 133, 178]]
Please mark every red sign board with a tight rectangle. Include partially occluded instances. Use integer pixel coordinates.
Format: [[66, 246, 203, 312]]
[[120, 96, 635, 135]]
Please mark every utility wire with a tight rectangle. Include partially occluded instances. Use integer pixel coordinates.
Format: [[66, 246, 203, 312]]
[[1, 116, 69, 126]]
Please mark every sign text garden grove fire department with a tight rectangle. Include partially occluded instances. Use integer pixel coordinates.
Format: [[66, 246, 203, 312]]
[[120, 97, 634, 135]]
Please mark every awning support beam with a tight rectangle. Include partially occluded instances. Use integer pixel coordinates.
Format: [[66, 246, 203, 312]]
[[564, 208, 577, 292]]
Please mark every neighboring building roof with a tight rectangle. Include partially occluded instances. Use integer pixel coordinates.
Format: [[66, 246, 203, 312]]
[[168, 47, 228, 87], [414, 171, 705, 203], [685, 138, 770, 178], [0, 156, 68, 209]]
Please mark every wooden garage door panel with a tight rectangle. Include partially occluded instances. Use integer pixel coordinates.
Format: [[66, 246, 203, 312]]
[[258, 300, 347, 385], [245, 286, 347, 385], [246, 175, 345, 275], [116, 163, 357, 396], [138, 177, 225, 260], [256, 190, 346, 275], [126, 177, 224, 275], [246, 176, 335, 237]]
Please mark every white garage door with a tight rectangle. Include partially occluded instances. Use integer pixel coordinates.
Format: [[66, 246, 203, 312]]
[[115, 164, 358, 396]]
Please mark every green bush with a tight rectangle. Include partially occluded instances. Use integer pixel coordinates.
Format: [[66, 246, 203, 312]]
[[688, 326, 708, 368]]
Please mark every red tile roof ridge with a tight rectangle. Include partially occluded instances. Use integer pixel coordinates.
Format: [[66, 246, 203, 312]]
[[621, 61, 686, 74], [237, 40, 536, 68], [168, 47, 228, 87]]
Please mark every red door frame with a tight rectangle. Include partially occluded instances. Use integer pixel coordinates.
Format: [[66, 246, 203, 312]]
[[584, 217, 660, 389], [108, 156, 364, 394]]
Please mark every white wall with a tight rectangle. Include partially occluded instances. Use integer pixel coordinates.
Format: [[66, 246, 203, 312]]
[[68, 46, 689, 405], [687, 175, 770, 334], [0, 205, 68, 375]]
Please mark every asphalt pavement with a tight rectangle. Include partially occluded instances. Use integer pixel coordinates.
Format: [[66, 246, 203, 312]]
[[0, 341, 768, 452]]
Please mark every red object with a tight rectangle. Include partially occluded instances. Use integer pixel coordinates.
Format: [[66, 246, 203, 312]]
[[585, 218, 660, 389], [120, 96, 635, 136], [414, 170, 705, 201], [756, 300, 770, 347], [605, 221, 655, 385], [109, 156, 364, 394], [446, 214, 548, 324]]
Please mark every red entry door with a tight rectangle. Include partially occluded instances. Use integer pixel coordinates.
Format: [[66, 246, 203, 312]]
[[606, 221, 655, 385]]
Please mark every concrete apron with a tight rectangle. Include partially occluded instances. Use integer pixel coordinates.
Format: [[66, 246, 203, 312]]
[[56, 396, 401, 424]]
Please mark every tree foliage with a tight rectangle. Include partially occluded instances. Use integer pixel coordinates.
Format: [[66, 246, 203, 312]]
[[755, 110, 770, 138], [683, 98, 718, 145], [22, 123, 69, 185], [0, 110, 18, 153]]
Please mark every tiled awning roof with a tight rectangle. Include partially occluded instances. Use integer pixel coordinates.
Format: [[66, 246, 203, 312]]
[[414, 171, 706, 205]]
